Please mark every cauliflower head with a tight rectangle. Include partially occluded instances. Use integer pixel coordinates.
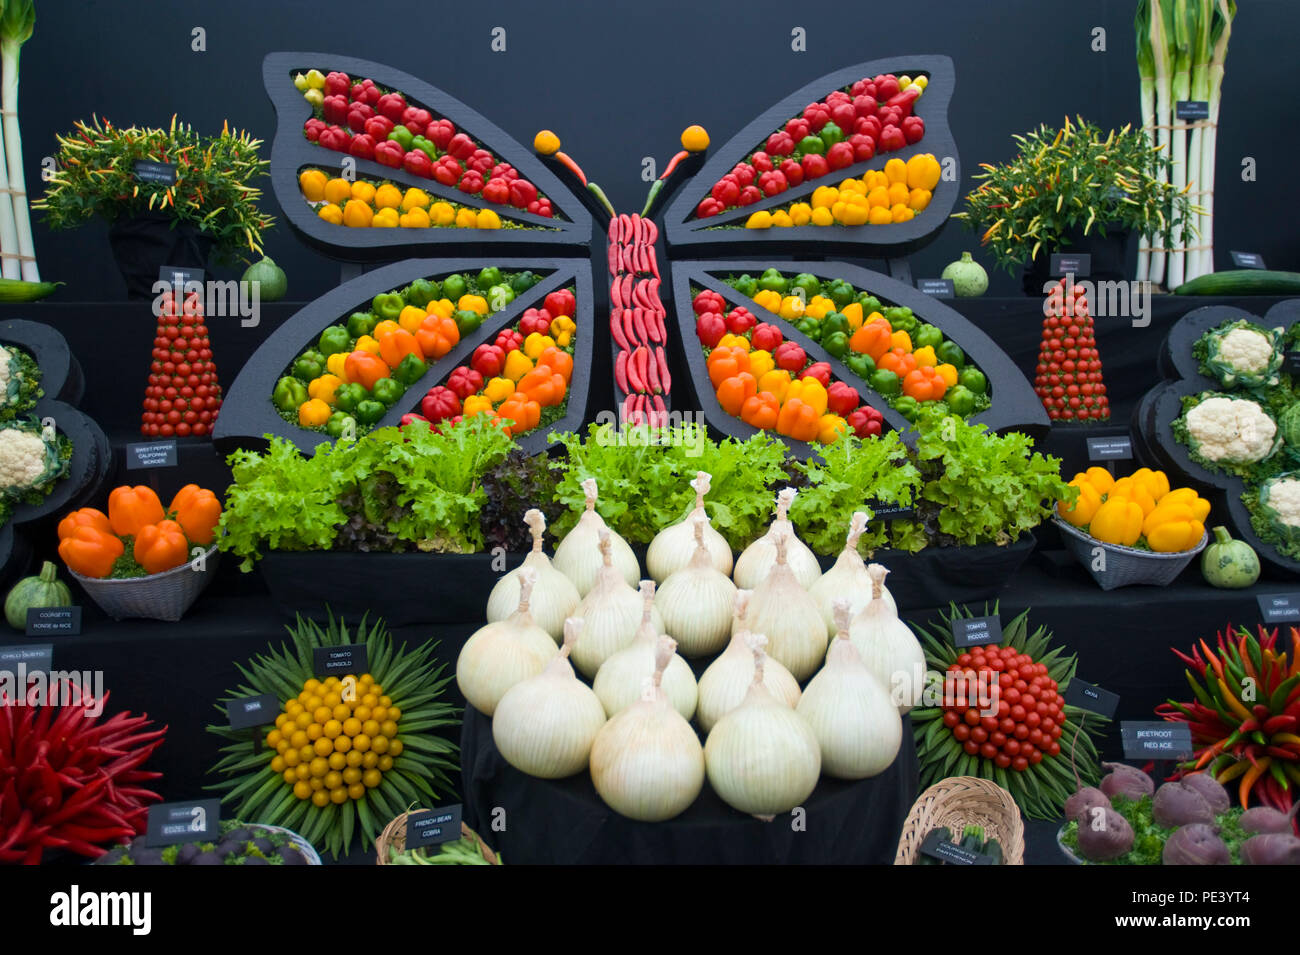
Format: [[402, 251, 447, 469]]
[[0, 426, 53, 489], [1264, 476, 1300, 528], [1216, 327, 1273, 375], [1184, 396, 1277, 464]]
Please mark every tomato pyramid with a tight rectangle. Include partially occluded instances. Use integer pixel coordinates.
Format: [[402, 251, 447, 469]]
[[1034, 278, 1108, 422]]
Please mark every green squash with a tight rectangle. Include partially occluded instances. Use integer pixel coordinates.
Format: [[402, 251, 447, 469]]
[[1200, 526, 1260, 589], [5, 561, 72, 629], [242, 256, 287, 302]]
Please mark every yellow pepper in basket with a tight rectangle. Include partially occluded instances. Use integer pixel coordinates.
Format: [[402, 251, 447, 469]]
[[1089, 496, 1144, 547]]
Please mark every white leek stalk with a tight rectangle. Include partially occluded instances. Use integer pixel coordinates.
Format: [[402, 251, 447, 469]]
[[1183, 0, 1210, 283], [485, 509, 580, 641], [1197, 0, 1234, 279], [704, 634, 821, 820], [655, 518, 736, 658], [809, 511, 877, 636], [594, 580, 697, 720], [0, 1, 34, 281], [849, 565, 925, 713], [456, 568, 558, 716], [589, 636, 705, 822], [571, 529, 664, 678], [797, 599, 902, 779], [697, 590, 800, 733], [743, 532, 827, 682], [733, 487, 820, 589], [493, 617, 607, 778], [1148, 0, 1173, 287], [646, 470, 733, 581], [1166, 0, 1193, 290], [1135, 0, 1157, 284], [553, 478, 640, 595]]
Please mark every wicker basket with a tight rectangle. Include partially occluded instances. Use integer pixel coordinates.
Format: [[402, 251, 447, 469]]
[[1054, 516, 1206, 591], [375, 811, 499, 865], [254, 823, 323, 865], [71, 545, 219, 622], [894, 776, 1026, 865]]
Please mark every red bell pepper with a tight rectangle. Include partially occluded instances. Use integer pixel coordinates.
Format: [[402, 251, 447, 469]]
[[878, 108, 901, 131], [803, 102, 831, 131], [696, 312, 727, 348], [519, 308, 551, 336], [545, 289, 576, 320], [779, 158, 804, 186], [303, 119, 326, 143], [827, 381, 860, 416], [418, 119, 450, 149], [750, 151, 774, 173], [696, 198, 724, 218], [322, 94, 349, 125], [825, 90, 851, 106], [775, 342, 807, 372], [799, 362, 832, 387], [738, 185, 762, 206], [855, 115, 883, 140], [421, 386, 461, 423], [725, 307, 756, 335], [489, 163, 517, 181], [433, 156, 462, 186], [319, 125, 351, 152], [751, 322, 783, 352], [457, 169, 485, 194], [830, 101, 857, 131], [850, 78, 877, 98], [848, 405, 884, 438], [849, 134, 876, 161], [468, 149, 495, 175], [403, 149, 433, 178], [471, 344, 506, 379], [529, 198, 554, 218], [324, 71, 351, 97], [710, 176, 741, 206], [402, 106, 433, 135], [826, 141, 855, 171], [801, 154, 829, 179], [902, 116, 925, 145], [374, 139, 404, 168], [348, 134, 376, 161], [878, 124, 906, 152], [785, 117, 810, 141], [482, 176, 511, 204], [401, 412, 430, 428], [364, 115, 394, 140], [758, 170, 788, 195], [508, 178, 538, 209], [731, 163, 756, 187], [447, 133, 476, 160], [351, 79, 380, 107], [693, 290, 726, 315], [446, 366, 484, 400], [766, 131, 795, 156], [377, 92, 407, 124], [346, 102, 374, 133], [875, 74, 901, 99], [887, 87, 921, 118], [494, 329, 523, 353]]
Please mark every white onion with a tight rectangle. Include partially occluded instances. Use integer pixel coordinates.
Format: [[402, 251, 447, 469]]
[[697, 591, 800, 733], [589, 636, 705, 821], [571, 529, 664, 678], [594, 580, 698, 720], [553, 478, 640, 595], [704, 634, 821, 820], [809, 511, 876, 636], [492, 617, 607, 778], [655, 518, 737, 658], [797, 599, 902, 779], [486, 508, 581, 641], [456, 568, 558, 716], [646, 470, 733, 581], [849, 564, 925, 713], [733, 487, 821, 589], [743, 532, 828, 682]]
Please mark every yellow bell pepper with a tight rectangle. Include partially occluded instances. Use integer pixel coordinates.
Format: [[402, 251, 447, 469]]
[[804, 296, 835, 320], [811, 185, 839, 209], [399, 208, 431, 229], [483, 377, 515, 404], [455, 208, 478, 228], [1158, 488, 1211, 522], [935, 363, 959, 388], [811, 206, 835, 226], [1089, 496, 1144, 547], [745, 211, 774, 229], [354, 335, 381, 356], [752, 289, 783, 313], [1147, 518, 1206, 553], [1142, 503, 1195, 540], [717, 333, 751, 352], [1131, 468, 1171, 503], [1084, 466, 1115, 495], [308, 374, 342, 406], [429, 201, 456, 226], [748, 349, 775, 379], [778, 296, 805, 321], [372, 207, 399, 228], [784, 378, 828, 417], [841, 302, 864, 330], [890, 330, 912, 352], [550, 316, 577, 338], [398, 306, 427, 334], [476, 209, 501, 229], [326, 353, 350, 382], [788, 203, 813, 226], [817, 414, 848, 444], [758, 369, 792, 403], [462, 395, 494, 417], [316, 204, 344, 226], [503, 350, 534, 383], [523, 333, 557, 359], [1057, 480, 1101, 527], [372, 320, 400, 340], [458, 294, 489, 315], [772, 210, 794, 227], [297, 398, 331, 427], [426, 298, 454, 320], [1110, 478, 1156, 516], [913, 346, 938, 368]]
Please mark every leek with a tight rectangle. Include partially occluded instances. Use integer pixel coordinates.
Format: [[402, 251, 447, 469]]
[[1166, 0, 1193, 290], [1184, 0, 1211, 282], [1197, 0, 1234, 279], [1147, 0, 1172, 288], [1135, 0, 1156, 284], [1, 0, 36, 282]]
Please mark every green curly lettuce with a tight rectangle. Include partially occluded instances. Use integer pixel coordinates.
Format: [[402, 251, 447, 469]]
[[0, 347, 42, 422], [1194, 319, 1284, 394]]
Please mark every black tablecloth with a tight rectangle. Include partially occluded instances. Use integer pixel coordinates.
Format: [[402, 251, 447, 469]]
[[460, 706, 919, 864]]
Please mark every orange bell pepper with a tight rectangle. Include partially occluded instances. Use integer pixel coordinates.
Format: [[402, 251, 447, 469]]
[[415, 314, 460, 361], [108, 486, 165, 538], [497, 396, 541, 435], [776, 399, 820, 442], [169, 484, 223, 547], [58, 507, 112, 541], [850, 319, 893, 361], [538, 347, 573, 384], [517, 368, 567, 407], [378, 328, 425, 369], [372, 319, 401, 341], [343, 350, 391, 390], [717, 373, 758, 416], [707, 346, 751, 389], [740, 391, 779, 430], [902, 366, 948, 402], [876, 347, 917, 377], [133, 519, 190, 575], [58, 525, 124, 579]]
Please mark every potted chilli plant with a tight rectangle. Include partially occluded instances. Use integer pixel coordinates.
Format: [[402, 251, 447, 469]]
[[34, 116, 273, 298], [954, 116, 1192, 293]]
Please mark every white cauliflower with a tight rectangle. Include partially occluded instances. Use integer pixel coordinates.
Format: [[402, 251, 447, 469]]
[[1216, 327, 1273, 375], [1185, 396, 1277, 463], [0, 427, 50, 489], [1265, 477, 1300, 528], [0, 345, 12, 406]]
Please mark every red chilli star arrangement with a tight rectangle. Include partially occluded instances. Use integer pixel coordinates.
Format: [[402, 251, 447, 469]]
[[1157, 623, 1300, 811]]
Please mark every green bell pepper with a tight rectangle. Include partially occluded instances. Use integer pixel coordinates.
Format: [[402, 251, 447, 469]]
[[487, 284, 515, 310], [394, 353, 428, 386], [371, 292, 404, 323], [441, 273, 468, 302], [292, 351, 324, 382], [318, 325, 351, 357], [758, 268, 789, 294], [510, 270, 540, 293], [387, 126, 414, 151], [884, 306, 917, 333], [857, 293, 883, 316], [477, 266, 503, 289], [870, 369, 901, 397], [732, 274, 758, 297], [826, 279, 856, 309], [354, 399, 387, 425], [944, 385, 976, 417], [347, 311, 377, 338], [792, 273, 821, 300], [819, 122, 845, 147], [371, 377, 405, 407], [913, 324, 943, 349], [958, 367, 988, 396], [847, 352, 876, 380], [273, 376, 308, 413], [893, 396, 920, 421], [404, 279, 439, 309], [823, 331, 850, 360], [822, 312, 850, 337], [326, 412, 356, 439], [937, 340, 966, 369], [455, 309, 484, 336], [334, 382, 367, 413], [410, 135, 437, 161], [797, 135, 825, 156], [796, 317, 822, 340]]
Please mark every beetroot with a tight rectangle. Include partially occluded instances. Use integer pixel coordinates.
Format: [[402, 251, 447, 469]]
[[1100, 762, 1154, 801], [1178, 772, 1230, 814], [1240, 833, 1300, 865], [1152, 781, 1215, 828], [1065, 787, 1110, 821], [1075, 805, 1134, 861], [1240, 801, 1300, 835], [1163, 824, 1230, 865]]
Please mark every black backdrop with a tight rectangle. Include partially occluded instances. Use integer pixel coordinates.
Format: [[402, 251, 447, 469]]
[[19, 0, 1300, 301]]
